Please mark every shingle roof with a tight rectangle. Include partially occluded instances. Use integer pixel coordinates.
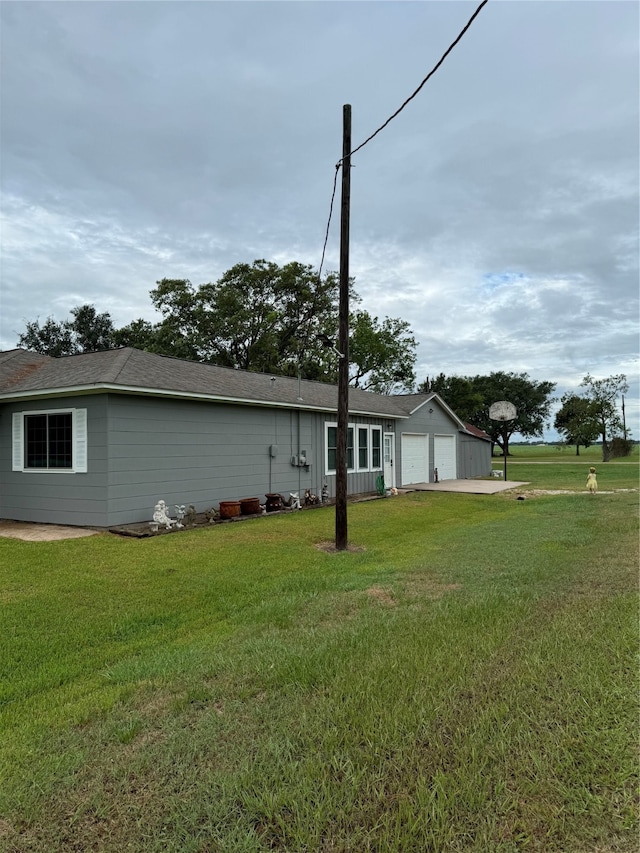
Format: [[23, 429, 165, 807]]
[[0, 348, 427, 418]]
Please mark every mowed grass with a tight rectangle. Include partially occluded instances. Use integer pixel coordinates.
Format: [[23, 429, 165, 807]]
[[0, 463, 638, 852]]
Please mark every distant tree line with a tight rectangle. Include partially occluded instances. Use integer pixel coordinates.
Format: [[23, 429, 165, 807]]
[[15, 258, 629, 460]]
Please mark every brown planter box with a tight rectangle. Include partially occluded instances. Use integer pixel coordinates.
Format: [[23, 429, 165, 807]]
[[240, 497, 261, 515], [219, 500, 241, 519]]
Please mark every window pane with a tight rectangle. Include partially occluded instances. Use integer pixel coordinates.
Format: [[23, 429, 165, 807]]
[[358, 427, 368, 468], [48, 414, 72, 468], [347, 427, 354, 470], [327, 426, 337, 471], [25, 415, 47, 468], [372, 429, 382, 468]]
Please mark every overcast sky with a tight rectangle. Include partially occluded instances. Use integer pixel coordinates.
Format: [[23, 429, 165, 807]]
[[1, 1, 638, 439]]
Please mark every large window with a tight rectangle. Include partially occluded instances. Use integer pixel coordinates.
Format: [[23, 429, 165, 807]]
[[25, 413, 73, 468], [12, 408, 87, 473], [326, 423, 383, 474]]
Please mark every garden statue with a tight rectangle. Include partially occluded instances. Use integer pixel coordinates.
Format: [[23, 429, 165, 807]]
[[150, 499, 176, 532], [184, 505, 197, 526], [289, 491, 301, 510], [321, 482, 329, 503], [304, 489, 319, 506], [174, 505, 186, 528]]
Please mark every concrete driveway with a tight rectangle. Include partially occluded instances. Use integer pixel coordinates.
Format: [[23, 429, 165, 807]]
[[407, 479, 529, 494]]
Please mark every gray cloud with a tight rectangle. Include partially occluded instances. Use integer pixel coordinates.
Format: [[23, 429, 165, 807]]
[[1, 0, 638, 438]]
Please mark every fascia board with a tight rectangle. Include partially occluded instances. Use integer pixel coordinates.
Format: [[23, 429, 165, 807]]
[[0, 382, 407, 420]]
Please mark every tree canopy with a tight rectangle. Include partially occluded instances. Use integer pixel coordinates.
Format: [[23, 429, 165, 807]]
[[554, 393, 600, 455], [579, 373, 629, 460], [417, 371, 556, 454], [417, 374, 484, 423], [15, 260, 418, 393], [18, 305, 116, 357]]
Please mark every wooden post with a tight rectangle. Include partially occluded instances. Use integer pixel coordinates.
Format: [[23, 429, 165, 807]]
[[336, 104, 351, 551]]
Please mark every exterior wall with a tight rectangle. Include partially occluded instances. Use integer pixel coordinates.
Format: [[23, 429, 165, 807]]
[[0, 395, 110, 526], [457, 431, 492, 479], [1, 393, 389, 526]]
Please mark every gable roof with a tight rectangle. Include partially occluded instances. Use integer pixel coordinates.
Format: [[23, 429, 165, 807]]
[[0, 348, 427, 418]]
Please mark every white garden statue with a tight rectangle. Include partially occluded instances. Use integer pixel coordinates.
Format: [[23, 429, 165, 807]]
[[150, 499, 177, 532]]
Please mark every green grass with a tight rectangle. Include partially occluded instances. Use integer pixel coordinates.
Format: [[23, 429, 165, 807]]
[[1, 462, 638, 852]]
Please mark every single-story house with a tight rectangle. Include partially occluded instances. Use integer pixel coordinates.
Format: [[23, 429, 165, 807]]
[[0, 348, 492, 527]]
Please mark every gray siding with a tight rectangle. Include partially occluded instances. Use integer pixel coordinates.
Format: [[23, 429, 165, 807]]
[[458, 432, 492, 479], [0, 395, 109, 526], [1, 393, 389, 526]]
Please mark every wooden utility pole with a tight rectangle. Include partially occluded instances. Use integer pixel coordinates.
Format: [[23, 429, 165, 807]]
[[335, 104, 351, 551]]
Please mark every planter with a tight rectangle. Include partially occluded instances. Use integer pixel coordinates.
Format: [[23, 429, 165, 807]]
[[265, 493, 283, 513], [240, 497, 261, 516], [219, 500, 241, 519]]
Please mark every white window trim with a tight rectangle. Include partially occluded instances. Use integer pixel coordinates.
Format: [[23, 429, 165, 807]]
[[325, 422, 383, 475], [12, 408, 88, 473]]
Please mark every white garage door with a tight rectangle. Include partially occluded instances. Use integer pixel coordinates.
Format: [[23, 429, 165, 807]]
[[401, 434, 428, 485], [434, 434, 456, 481]]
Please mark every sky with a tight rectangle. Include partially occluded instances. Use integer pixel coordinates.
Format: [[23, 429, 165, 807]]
[[1, 0, 638, 440]]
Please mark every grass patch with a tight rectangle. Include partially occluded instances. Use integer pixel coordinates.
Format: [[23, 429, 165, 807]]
[[1, 463, 638, 852]]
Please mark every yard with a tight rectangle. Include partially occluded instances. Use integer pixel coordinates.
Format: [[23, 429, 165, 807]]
[[1, 454, 638, 852]]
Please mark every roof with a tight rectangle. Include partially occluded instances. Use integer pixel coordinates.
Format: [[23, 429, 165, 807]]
[[0, 347, 428, 418], [462, 422, 492, 442]]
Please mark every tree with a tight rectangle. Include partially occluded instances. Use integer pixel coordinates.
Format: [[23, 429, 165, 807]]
[[147, 261, 418, 389], [469, 372, 556, 455], [417, 373, 484, 423], [580, 373, 629, 461], [149, 261, 342, 376], [554, 393, 600, 455], [349, 311, 416, 393], [18, 304, 116, 356]]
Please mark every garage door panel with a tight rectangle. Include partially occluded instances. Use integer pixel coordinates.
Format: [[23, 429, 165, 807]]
[[434, 435, 456, 480], [401, 434, 428, 484]]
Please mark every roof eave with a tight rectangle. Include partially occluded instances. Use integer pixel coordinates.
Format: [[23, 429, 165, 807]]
[[0, 383, 407, 419]]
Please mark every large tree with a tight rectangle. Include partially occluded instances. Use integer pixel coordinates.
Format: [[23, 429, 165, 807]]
[[18, 305, 116, 356], [579, 373, 629, 461], [470, 372, 556, 455], [554, 393, 600, 455]]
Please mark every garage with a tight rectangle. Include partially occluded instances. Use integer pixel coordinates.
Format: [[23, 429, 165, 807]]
[[434, 434, 456, 481], [401, 433, 428, 484]]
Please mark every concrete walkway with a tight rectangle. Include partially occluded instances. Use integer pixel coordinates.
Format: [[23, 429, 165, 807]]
[[408, 479, 529, 495]]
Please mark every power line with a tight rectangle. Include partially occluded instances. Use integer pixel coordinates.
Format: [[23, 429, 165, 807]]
[[317, 0, 488, 280], [347, 0, 489, 161]]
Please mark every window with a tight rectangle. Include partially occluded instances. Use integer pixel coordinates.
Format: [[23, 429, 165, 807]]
[[12, 408, 87, 473], [358, 427, 369, 470], [371, 427, 382, 469], [326, 423, 382, 474]]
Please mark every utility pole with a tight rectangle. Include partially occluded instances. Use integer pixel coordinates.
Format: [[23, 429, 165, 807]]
[[335, 104, 351, 551]]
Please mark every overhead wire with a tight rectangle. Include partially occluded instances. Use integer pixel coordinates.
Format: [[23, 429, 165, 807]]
[[316, 0, 488, 281]]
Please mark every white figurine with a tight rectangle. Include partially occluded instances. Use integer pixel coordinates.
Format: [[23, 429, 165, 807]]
[[150, 499, 176, 532], [289, 491, 301, 510], [174, 504, 186, 528]]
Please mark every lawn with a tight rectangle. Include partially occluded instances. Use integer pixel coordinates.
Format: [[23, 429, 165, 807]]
[[1, 461, 638, 852]]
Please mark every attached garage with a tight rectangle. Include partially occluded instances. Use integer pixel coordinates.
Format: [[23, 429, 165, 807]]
[[401, 433, 428, 484], [434, 434, 456, 481]]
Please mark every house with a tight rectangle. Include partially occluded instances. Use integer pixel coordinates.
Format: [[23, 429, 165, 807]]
[[0, 348, 492, 527]]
